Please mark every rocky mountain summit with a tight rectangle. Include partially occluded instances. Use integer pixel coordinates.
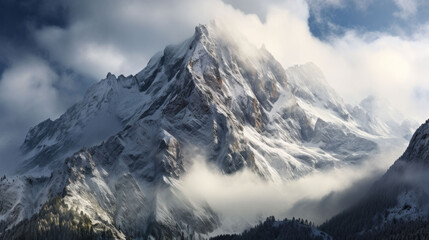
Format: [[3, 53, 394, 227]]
[[0, 23, 416, 239]]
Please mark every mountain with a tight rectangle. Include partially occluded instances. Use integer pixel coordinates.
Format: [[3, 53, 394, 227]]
[[0, 22, 414, 239], [320, 119, 429, 239], [349, 96, 418, 140]]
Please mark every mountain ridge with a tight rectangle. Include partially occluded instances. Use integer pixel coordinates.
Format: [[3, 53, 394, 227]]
[[0, 23, 417, 239], [320, 119, 429, 239]]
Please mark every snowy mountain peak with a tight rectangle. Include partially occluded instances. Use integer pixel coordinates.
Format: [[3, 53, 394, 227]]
[[19, 23, 412, 179], [1, 23, 415, 239]]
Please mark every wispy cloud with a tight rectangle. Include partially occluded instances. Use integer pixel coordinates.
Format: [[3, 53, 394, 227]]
[[393, 0, 419, 19]]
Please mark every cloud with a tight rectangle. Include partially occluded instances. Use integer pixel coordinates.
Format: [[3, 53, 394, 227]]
[[179, 146, 404, 233], [33, 0, 242, 80], [307, 0, 344, 16], [393, 0, 419, 19], [206, 1, 429, 122], [35, 25, 128, 80], [0, 55, 62, 174], [0, 56, 60, 120]]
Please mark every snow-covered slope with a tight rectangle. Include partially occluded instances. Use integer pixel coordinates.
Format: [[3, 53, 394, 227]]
[[0, 22, 414, 239], [19, 73, 139, 175]]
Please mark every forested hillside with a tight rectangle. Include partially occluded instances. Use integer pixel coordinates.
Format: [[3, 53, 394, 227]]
[[211, 216, 331, 240]]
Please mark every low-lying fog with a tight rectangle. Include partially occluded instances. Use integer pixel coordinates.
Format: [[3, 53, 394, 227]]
[[179, 143, 406, 233]]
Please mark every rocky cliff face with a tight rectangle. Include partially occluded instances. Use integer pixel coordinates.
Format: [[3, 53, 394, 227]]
[[0, 23, 413, 239]]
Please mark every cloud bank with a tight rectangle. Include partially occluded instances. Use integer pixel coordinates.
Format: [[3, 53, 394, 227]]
[[179, 145, 404, 233]]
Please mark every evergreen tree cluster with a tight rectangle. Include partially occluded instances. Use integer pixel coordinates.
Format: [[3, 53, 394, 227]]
[[211, 216, 330, 240], [358, 218, 429, 240]]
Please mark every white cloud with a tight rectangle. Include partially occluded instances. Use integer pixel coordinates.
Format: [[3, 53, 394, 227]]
[[35, 25, 128, 80], [0, 56, 61, 174], [206, 1, 429, 122], [393, 0, 419, 19], [0, 56, 60, 120], [180, 147, 403, 231], [34, 0, 240, 80]]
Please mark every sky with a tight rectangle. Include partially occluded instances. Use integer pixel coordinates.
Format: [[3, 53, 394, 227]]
[[1, 0, 429, 173]]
